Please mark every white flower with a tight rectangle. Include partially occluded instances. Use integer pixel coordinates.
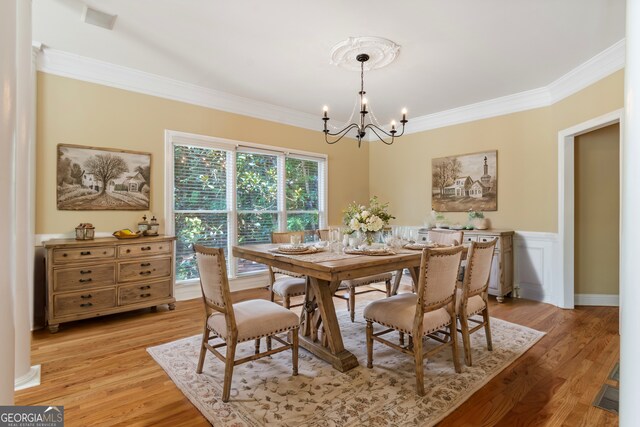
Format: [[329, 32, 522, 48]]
[[349, 218, 360, 231], [361, 210, 370, 219], [366, 215, 383, 231]]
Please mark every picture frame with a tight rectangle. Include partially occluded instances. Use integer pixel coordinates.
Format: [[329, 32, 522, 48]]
[[431, 150, 497, 212], [56, 144, 151, 211]]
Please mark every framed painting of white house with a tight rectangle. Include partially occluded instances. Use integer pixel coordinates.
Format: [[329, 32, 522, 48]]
[[431, 150, 497, 212], [56, 144, 151, 210]]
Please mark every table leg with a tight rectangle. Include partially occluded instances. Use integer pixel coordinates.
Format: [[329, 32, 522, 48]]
[[298, 277, 359, 372], [391, 269, 403, 295], [409, 266, 420, 292]]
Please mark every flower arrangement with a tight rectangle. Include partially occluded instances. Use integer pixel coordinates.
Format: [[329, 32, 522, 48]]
[[343, 196, 394, 244]]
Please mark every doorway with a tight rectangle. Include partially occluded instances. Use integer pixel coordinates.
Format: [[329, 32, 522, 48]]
[[574, 124, 620, 305], [557, 109, 623, 309]]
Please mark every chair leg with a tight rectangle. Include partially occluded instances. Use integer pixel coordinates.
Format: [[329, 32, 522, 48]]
[[270, 287, 275, 303], [413, 333, 425, 396], [222, 337, 237, 402], [284, 296, 291, 310], [366, 321, 374, 368], [196, 321, 209, 374], [266, 335, 272, 351], [450, 318, 462, 373], [459, 314, 472, 366], [399, 332, 405, 346], [292, 327, 299, 376], [385, 279, 392, 297], [254, 338, 260, 355], [483, 307, 493, 351], [349, 288, 356, 322]]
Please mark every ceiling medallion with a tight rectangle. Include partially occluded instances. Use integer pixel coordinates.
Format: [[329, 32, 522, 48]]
[[323, 37, 407, 147], [330, 36, 400, 71]]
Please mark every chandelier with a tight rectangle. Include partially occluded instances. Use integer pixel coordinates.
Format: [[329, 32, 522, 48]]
[[322, 53, 408, 147]]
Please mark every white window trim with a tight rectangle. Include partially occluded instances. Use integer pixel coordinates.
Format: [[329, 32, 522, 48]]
[[164, 130, 328, 287]]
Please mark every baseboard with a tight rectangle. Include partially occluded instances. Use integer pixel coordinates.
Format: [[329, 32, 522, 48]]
[[15, 365, 41, 391], [575, 294, 619, 307]]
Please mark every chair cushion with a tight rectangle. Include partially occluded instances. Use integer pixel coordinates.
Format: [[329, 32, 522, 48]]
[[207, 299, 299, 342], [363, 293, 452, 335], [455, 289, 486, 317], [273, 277, 306, 298], [343, 273, 393, 289]]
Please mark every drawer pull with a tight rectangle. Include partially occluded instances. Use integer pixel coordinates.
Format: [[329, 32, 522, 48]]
[[80, 251, 91, 256], [80, 294, 92, 299], [140, 293, 152, 298], [80, 302, 93, 307], [141, 246, 152, 251], [63, 253, 68, 257], [79, 278, 93, 283], [139, 285, 151, 290], [139, 271, 152, 275], [140, 262, 151, 267], [126, 249, 131, 253], [80, 270, 92, 274]]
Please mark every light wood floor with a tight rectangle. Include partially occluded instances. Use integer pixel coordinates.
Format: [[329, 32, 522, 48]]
[[16, 286, 619, 426]]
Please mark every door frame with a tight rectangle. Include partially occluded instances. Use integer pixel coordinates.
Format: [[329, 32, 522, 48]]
[[557, 109, 623, 308]]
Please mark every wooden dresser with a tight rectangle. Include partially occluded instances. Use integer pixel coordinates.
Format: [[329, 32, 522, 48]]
[[460, 229, 514, 302], [44, 235, 176, 333]]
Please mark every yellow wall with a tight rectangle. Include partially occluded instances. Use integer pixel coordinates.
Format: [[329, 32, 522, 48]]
[[369, 70, 624, 232], [36, 73, 370, 234], [575, 124, 620, 295]]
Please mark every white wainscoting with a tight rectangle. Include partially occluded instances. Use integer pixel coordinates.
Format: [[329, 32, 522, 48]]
[[513, 231, 560, 306]]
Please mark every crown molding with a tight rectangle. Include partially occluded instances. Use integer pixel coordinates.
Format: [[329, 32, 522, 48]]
[[36, 39, 625, 137], [547, 38, 626, 103], [404, 38, 625, 135], [36, 48, 322, 132]]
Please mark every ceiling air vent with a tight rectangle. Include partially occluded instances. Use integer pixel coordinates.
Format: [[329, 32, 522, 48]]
[[81, 6, 117, 30]]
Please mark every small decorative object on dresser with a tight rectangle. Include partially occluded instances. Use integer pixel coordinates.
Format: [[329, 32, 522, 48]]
[[44, 235, 176, 333], [75, 223, 95, 240]]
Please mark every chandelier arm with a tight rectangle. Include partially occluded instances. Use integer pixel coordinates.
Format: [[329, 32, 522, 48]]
[[324, 123, 360, 144], [366, 125, 395, 145], [365, 123, 394, 137]]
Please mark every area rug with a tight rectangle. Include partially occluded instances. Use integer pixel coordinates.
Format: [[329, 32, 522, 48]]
[[148, 307, 544, 426]]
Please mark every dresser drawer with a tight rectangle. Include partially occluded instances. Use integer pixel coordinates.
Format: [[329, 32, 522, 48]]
[[53, 288, 117, 317], [477, 235, 501, 250], [118, 241, 172, 258], [118, 279, 172, 306], [53, 246, 115, 264], [53, 264, 116, 292], [118, 257, 172, 283], [463, 235, 478, 244]]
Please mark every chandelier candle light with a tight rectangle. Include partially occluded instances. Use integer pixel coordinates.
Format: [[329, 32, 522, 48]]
[[322, 53, 408, 147]]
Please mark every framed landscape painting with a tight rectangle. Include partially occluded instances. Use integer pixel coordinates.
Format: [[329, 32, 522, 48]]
[[431, 150, 497, 212], [57, 144, 151, 210]]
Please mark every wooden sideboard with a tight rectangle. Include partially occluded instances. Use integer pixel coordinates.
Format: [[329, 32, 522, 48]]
[[460, 229, 514, 302], [44, 235, 176, 333]]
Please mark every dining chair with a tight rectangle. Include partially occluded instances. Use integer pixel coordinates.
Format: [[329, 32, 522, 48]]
[[456, 239, 496, 366], [428, 229, 464, 245], [334, 274, 393, 322], [269, 231, 307, 309], [364, 246, 464, 396], [194, 245, 299, 402]]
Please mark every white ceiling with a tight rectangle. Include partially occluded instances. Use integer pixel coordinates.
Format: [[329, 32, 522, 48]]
[[32, 0, 625, 127]]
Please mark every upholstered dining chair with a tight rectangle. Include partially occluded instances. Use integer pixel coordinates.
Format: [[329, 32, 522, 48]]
[[194, 245, 299, 402], [456, 239, 497, 366], [269, 231, 307, 309], [428, 229, 464, 246], [364, 246, 464, 396]]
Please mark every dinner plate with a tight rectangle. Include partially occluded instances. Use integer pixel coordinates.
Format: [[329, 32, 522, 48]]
[[403, 242, 439, 250], [344, 248, 396, 256], [272, 246, 320, 255]]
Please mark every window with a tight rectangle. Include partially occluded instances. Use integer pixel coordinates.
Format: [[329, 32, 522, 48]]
[[166, 132, 327, 282]]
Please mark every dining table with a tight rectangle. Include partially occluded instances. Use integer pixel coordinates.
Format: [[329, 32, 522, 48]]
[[232, 243, 441, 372]]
